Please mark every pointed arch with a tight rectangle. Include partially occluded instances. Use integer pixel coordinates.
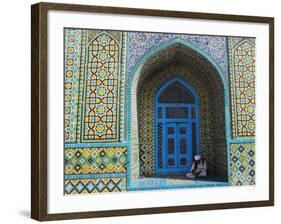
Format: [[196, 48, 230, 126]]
[[155, 76, 199, 104], [131, 38, 228, 92], [126, 38, 230, 181], [87, 31, 120, 48]]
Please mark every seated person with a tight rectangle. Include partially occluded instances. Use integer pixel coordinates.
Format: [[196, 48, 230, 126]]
[[186, 155, 207, 178]]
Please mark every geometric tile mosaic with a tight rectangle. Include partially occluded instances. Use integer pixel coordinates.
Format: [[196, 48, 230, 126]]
[[230, 143, 255, 186], [64, 147, 127, 175], [228, 38, 256, 138], [64, 29, 125, 144], [82, 32, 122, 141], [63, 27, 256, 195], [64, 29, 82, 143], [64, 178, 126, 194], [127, 32, 229, 83]]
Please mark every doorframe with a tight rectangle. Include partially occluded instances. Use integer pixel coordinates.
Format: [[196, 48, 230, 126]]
[[154, 76, 200, 175]]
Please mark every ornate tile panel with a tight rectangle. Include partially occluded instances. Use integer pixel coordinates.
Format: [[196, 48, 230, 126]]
[[127, 33, 228, 83], [82, 32, 123, 142], [64, 178, 126, 194], [64, 29, 125, 143], [64, 29, 83, 143], [229, 38, 256, 137], [65, 147, 127, 174], [230, 143, 255, 185]]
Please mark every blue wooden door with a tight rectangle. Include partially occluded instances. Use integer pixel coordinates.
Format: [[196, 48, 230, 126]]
[[165, 122, 192, 172], [155, 77, 200, 175]]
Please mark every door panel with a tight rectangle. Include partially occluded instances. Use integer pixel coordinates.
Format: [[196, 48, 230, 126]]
[[160, 122, 193, 174], [177, 123, 192, 169], [166, 123, 177, 169]]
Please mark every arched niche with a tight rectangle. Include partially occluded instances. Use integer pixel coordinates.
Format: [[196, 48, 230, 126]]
[[128, 39, 229, 182]]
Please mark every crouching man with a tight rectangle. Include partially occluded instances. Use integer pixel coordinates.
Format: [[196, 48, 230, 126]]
[[186, 155, 207, 179]]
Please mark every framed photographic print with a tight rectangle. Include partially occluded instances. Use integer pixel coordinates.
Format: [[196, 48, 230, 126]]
[[31, 2, 274, 221]]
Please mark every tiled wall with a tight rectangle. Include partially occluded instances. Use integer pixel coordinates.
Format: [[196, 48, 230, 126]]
[[64, 29, 256, 194]]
